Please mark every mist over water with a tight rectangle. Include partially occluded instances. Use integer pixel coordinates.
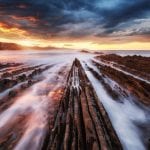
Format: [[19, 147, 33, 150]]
[[0, 50, 149, 150], [83, 68, 149, 150]]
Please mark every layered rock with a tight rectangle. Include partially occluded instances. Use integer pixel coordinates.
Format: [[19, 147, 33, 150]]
[[96, 54, 150, 80], [92, 60, 150, 106], [0, 64, 52, 112], [46, 59, 122, 150]]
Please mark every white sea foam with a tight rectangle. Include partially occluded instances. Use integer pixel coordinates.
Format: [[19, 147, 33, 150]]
[[0, 50, 149, 149], [82, 61, 149, 150]]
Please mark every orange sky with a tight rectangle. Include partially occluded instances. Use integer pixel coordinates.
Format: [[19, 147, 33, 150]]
[[0, 23, 149, 50], [0, 0, 150, 50], [0, 12, 150, 50]]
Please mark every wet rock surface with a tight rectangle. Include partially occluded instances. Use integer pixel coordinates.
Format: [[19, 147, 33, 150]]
[[0, 64, 53, 113], [0, 63, 22, 70], [91, 55, 150, 149], [92, 60, 150, 106], [96, 54, 150, 80], [46, 59, 122, 150], [0, 52, 149, 150], [0, 62, 68, 150]]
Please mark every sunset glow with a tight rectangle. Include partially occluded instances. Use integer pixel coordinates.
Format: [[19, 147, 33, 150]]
[[0, 1, 150, 150], [0, 0, 149, 50]]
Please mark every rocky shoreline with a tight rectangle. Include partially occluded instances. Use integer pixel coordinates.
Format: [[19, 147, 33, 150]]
[[0, 53, 149, 150], [96, 54, 150, 81], [45, 59, 122, 150]]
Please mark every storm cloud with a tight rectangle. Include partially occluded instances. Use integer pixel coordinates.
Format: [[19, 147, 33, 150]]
[[0, 0, 149, 39]]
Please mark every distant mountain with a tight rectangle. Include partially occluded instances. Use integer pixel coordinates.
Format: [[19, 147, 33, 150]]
[[0, 42, 63, 50], [0, 42, 72, 50], [0, 42, 23, 50], [80, 49, 91, 53]]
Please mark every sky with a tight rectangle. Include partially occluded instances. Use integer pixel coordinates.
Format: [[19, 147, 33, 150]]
[[0, 0, 150, 50]]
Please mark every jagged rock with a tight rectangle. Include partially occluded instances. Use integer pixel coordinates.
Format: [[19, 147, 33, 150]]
[[96, 54, 150, 80], [46, 59, 122, 150], [18, 74, 26, 82], [8, 90, 17, 97], [93, 60, 150, 106], [0, 79, 17, 92]]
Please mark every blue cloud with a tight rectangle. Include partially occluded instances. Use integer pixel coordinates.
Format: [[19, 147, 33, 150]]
[[0, 0, 149, 38]]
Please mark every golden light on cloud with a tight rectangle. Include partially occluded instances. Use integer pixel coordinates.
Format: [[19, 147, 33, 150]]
[[11, 16, 38, 22], [0, 21, 149, 50], [0, 0, 149, 51], [56, 41, 150, 50], [0, 36, 150, 50], [0, 22, 27, 34]]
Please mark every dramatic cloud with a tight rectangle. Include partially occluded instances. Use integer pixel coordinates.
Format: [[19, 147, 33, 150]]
[[0, 0, 149, 49]]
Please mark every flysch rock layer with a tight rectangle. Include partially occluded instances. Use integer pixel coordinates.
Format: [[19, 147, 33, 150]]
[[46, 59, 122, 150]]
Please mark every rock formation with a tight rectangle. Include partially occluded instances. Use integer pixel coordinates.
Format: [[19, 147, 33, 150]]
[[46, 59, 122, 150]]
